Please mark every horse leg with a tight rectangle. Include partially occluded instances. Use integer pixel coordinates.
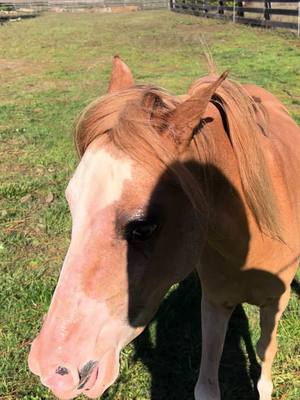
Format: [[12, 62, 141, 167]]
[[194, 294, 234, 400], [256, 288, 291, 400]]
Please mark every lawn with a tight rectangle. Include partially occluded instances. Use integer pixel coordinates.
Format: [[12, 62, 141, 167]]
[[0, 10, 299, 400]]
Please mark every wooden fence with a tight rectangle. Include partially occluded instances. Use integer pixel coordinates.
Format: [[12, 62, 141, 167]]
[[170, 0, 300, 34], [1, 0, 299, 34], [0, 0, 168, 12]]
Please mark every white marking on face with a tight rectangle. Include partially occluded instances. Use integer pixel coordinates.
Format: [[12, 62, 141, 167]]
[[29, 147, 140, 400], [66, 148, 132, 233], [52, 147, 133, 300]]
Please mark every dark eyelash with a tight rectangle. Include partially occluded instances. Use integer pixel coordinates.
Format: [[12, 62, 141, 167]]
[[125, 218, 160, 243]]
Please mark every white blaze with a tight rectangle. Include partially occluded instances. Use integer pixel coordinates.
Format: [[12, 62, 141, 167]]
[[52, 147, 133, 298], [66, 148, 132, 233]]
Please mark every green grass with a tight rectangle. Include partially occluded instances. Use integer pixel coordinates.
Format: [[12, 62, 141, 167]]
[[0, 10, 299, 400]]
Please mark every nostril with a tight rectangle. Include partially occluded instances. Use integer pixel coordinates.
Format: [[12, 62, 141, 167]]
[[56, 366, 69, 376], [43, 365, 77, 394], [78, 360, 98, 390]]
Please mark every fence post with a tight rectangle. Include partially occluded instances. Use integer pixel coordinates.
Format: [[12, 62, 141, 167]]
[[264, 1, 271, 20], [219, 0, 224, 14], [233, 0, 236, 23], [298, 1, 300, 37]]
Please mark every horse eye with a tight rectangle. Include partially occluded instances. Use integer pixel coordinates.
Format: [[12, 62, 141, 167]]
[[126, 220, 159, 243]]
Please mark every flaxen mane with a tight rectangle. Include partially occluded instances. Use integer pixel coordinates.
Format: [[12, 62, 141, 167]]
[[75, 75, 280, 238]]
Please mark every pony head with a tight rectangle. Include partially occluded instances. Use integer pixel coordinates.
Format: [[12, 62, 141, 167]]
[[28, 56, 226, 399]]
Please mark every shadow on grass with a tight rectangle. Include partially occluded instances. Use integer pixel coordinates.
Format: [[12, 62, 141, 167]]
[[134, 274, 260, 400], [291, 279, 300, 298]]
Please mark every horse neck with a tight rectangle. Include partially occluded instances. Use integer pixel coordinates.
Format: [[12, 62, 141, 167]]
[[190, 102, 242, 191], [189, 102, 251, 263]]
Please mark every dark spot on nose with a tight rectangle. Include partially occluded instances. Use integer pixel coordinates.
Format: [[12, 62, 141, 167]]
[[78, 360, 98, 389], [56, 366, 69, 376]]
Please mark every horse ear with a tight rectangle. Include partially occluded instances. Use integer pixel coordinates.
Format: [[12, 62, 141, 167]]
[[142, 91, 169, 132], [108, 55, 134, 93], [169, 72, 228, 151]]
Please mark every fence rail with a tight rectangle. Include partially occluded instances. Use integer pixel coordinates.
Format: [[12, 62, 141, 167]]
[[171, 0, 300, 35], [1, 0, 299, 35], [0, 0, 168, 12]]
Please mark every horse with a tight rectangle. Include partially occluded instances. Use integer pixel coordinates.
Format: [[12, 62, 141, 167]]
[[28, 56, 300, 400]]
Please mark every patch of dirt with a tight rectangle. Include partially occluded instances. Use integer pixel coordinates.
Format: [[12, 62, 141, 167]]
[[0, 137, 29, 178], [0, 59, 69, 96], [24, 79, 72, 93], [0, 58, 43, 75], [0, 58, 46, 93], [48, 5, 139, 14]]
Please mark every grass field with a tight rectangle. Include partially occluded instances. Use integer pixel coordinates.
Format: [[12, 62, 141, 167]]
[[0, 10, 299, 400]]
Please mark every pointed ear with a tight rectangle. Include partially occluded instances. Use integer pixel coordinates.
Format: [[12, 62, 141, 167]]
[[108, 55, 135, 93], [141, 91, 170, 132], [169, 71, 228, 151]]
